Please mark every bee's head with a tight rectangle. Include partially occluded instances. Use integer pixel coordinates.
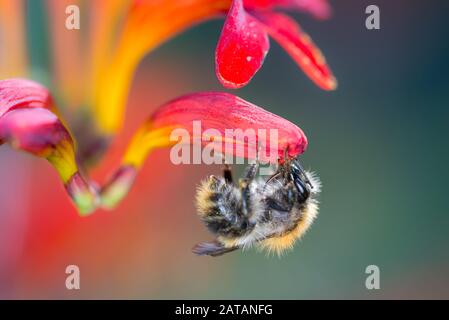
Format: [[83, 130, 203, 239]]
[[257, 157, 321, 256], [289, 157, 313, 202]]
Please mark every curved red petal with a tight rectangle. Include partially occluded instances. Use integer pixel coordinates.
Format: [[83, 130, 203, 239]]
[[0, 78, 53, 117], [254, 11, 337, 90], [216, 0, 270, 89], [0, 79, 69, 159], [150, 92, 308, 161], [0, 79, 64, 157], [0, 78, 98, 214], [0, 107, 71, 156]]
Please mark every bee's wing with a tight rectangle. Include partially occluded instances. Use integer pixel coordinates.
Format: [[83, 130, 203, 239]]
[[192, 241, 239, 257]]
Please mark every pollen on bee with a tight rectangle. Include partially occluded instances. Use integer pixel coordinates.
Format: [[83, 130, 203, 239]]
[[195, 176, 219, 217], [259, 200, 319, 256]]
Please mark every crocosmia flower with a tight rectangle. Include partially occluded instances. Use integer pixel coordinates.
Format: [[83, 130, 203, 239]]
[[0, 0, 336, 216]]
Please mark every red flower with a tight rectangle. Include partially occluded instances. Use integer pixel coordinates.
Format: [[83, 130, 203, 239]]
[[0, 79, 98, 214], [216, 0, 336, 89]]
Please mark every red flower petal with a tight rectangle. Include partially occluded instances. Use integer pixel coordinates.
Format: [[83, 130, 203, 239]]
[[0, 79, 98, 215], [0, 107, 70, 156], [216, 0, 270, 88], [0, 78, 53, 117], [150, 92, 308, 160], [0, 79, 67, 160], [253, 11, 337, 90]]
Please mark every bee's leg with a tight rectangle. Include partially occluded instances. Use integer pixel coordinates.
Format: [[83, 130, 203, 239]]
[[239, 157, 260, 216], [223, 163, 234, 184], [243, 142, 261, 182], [243, 161, 259, 181], [217, 151, 233, 184], [192, 241, 239, 257]]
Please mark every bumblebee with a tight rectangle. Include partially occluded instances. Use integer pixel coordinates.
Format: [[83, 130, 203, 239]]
[[193, 155, 321, 257]]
